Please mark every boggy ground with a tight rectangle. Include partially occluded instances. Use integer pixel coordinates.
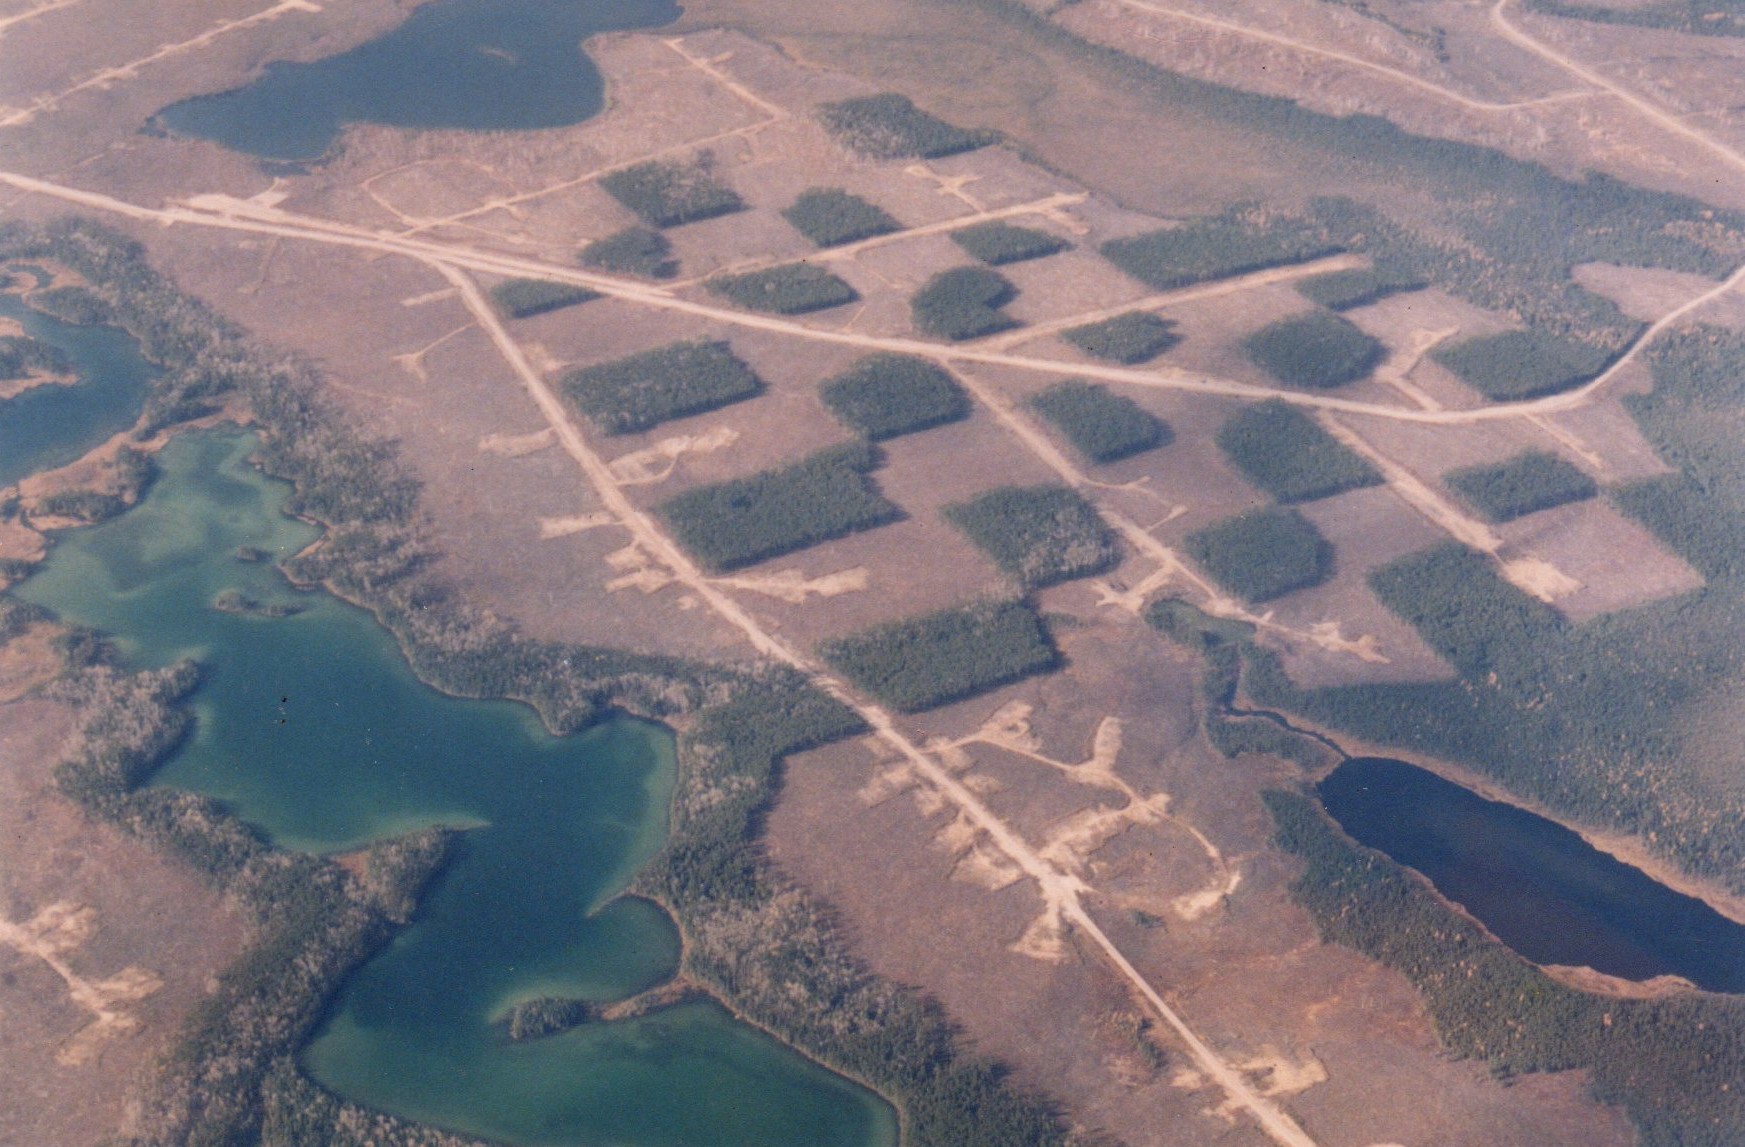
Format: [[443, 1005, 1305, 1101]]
[[0, 696, 247, 1147], [0, 2, 1733, 1144]]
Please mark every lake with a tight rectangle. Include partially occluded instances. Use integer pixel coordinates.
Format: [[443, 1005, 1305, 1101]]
[[0, 287, 153, 488], [155, 0, 682, 161], [16, 429, 896, 1147], [1319, 756, 1745, 993]]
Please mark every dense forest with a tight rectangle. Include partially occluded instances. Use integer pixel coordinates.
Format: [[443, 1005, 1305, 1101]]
[[817, 93, 999, 159], [1029, 380, 1169, 463], [598, 156, 744, 228], [561, 339, 763, 435], [783, 188, 902, 247], [488, 277, 599, 320], [950, 221, 1070, 266], [1215, 399, 1382, 503], [1241, 311, 1383, 389], [1060, 312, 1178, 364], [1183, 506, 1333, 603], [820, 599, 1059, 712], [578, 226, 678, 279], [911, 266, 1020, 340], [1445, 451, 1598, 523], [819, 352, 970, 440], [706, 262, 859, 315], [943, 484, 1119, 590]]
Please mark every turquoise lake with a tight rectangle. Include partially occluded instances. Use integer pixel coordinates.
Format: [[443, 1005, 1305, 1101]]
[[0, 287, 153, 488], [155, 0, 682, 161], [16, 429, 896, 1147]]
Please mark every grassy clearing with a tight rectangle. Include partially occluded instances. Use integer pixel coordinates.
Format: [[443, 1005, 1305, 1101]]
[[1029, 380, 1169, 464], [1060, 312, 1179, 364], [817, 93, 997, 159], [1184, 506, 1332, 603], [912, 266, 1019, 340], [944, 485, 1119, 590], [819, 353, 969, 441], [705, 264, 858, 315], [655, 442, 900, 571], [783, 189, 901, 247], [488, 278, 600, 320], [1446, 451, 1598, 523], [579, 227, 677, 279], [950, 222, 1069, 266], [1216, 399, 1382, 503], [1295, 267, 1423, 311], [1242, 311, 1384, 389], [820, 599, 1058, 712], [1433, 330, 1611, 401], [1101, 210, 1343, 291], [599, 158, 744, 228], [561, 340, 762, 435]]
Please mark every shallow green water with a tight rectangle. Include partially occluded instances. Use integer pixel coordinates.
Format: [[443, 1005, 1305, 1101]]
[[0, 289, 153, 488], [155, 0, 681, 161], [17, 429, 895, 1147]]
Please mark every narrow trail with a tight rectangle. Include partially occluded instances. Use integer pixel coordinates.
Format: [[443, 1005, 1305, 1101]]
[[0, 0, 321, 127], [1114, 0, 1594, 113], [1491, 0, 1745, 181], [0, 0, 81, 38], [4, 171, 1739, 431], [436, 257, 1322, 1147]]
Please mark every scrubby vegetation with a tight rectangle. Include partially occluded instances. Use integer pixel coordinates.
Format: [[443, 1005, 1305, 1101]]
[[655, 442, 900, 571], [944, 485, 1118, 590], [0, 332, 69, 379], [598, 157, 744, 228], [1060, 312, 1178, 364], [24, 283, 115, 325], [1029, 380, 1169, 463], [1295, 266, 1422, 311], [505, 997, 597, 1041], [1433, 330, 1612, 401], [950, 221, 1069, 266], [1268, 789, 1745, 1147], [705, 263, 858, 315], [821, 599, 1058, 712], [1241, 311, 1384, 389], [4, 217, 1082, 1147], [782, 188, 901, 247], [561, 340, 762, 435], [1446, 451, 1598, 523], [578, 227, 678, 279], [1184, 506, 1333, 603], [819, 353, 969, 440], [1216, 399, 1382, 503], [1101, 207, 1343, 291], [1524, 0, 1745, 36], [487, 277, 599, 320], [817, 93, 997, 159], [912, 266, 1019, 340]]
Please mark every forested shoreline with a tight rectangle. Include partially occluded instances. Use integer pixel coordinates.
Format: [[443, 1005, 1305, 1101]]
[[0, 218, 1084, 1147]]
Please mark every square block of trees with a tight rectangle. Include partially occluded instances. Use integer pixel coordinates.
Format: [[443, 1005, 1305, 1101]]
[[945, 485, 1119, 590], [579, 227, 677, 279], [819, 353, 969, 440], [655, 441, 900, 571], [1185, 506, 1333, 603], [950, 222, 1069, 266], [1101, 214, 1341, 291], [599, 158, 744, 228], [1295, 267, 1422, 311], [1216, 399, 1383, 503], [783, 188, 901, 247], [912, 267, 1019, 340], [1061, 312, 1180, 364], [1242, 311, 1384, 389], [818, 93, 996, 159], [1445, 451, 1597, 523], [1432, 330, 1611, 401], [706, 263, 859, 315], [489, 278, 600, 320], [820, 599, 1058, 712], [562, 340, 762, 435], [1029, 381, 1170, 464]]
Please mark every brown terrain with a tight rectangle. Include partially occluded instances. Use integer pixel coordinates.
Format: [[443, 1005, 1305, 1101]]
[[3, 0, 1745, 1143]]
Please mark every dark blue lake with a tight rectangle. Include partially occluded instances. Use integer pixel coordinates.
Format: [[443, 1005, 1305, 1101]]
[[1319, 757, 1745, 993], [155, 0, 682, 161]]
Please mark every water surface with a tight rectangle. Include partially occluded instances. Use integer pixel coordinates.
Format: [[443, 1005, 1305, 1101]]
[[1319, 756, 1745, 993], [155, 0, 682, 161], [0, 289, 153, 487], [17, 429, 895, 1147]]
